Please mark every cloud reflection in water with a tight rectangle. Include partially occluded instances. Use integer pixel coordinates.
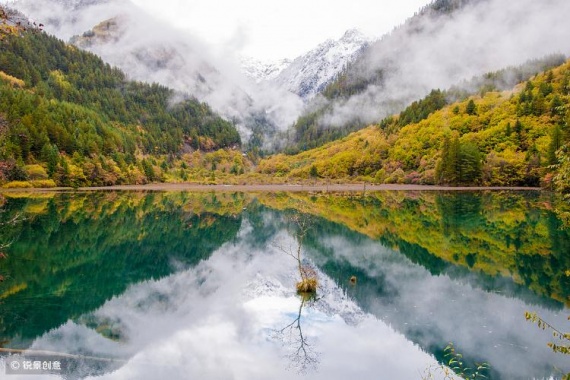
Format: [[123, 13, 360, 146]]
[[19, 221, 442, 380]]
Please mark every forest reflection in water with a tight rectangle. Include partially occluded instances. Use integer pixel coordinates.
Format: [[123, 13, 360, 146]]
[[0, 190, 568, 379]]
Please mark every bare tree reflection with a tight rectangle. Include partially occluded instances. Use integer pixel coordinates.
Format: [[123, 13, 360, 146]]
[[0, 195, 25, 285], [273, 293, 321, 374], [0, 197, 24, 251], [273, 213, 318, 294]]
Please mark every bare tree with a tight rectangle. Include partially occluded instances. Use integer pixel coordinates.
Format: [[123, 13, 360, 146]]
[[272, 295, 320, 374], [273, 213, 318, 293], [0, 195, 25, 283]]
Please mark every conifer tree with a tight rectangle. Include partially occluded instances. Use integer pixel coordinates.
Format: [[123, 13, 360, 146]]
[[549, 125, 563, 165], [466, 99, 477, 115]]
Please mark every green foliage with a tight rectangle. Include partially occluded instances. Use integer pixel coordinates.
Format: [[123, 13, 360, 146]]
[[288, 54, 567, 154], [0, 192, 244, 342], [436, 137, 482, 185], [309, 165, 318, 178], [259, 58, 570, 189], [286, 104, 364, 154], [422, 343, 490, 379], [553, 145, 570, 194], [525, 312, 570, 356], [440, 343, 489, 379], [397, 89, 447, 128], [465, 99, 477, 115], [141, 159, 156, 182], [0, 27, 240, 187], [322, 63, 383, 101]]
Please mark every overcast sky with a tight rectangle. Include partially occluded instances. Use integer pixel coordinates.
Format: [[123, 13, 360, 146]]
[[130, 0, 432, 62]]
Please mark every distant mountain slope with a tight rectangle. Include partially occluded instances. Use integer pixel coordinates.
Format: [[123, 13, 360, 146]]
[[258, 59, 570, 189], [286, 0, 570, 152], [272, 29, 369, 101], [0, 12, 241, 187], [240, 57, 292, 83], [10, 0, 304, 151]]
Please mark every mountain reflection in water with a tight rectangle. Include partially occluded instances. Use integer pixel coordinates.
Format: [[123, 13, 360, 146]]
[[0, 190, 568, 379]]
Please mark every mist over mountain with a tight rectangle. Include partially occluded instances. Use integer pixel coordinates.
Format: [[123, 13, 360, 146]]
[[6, 0, 570, 155], [289, 0, 570, 150], [7, 0, 304, 150], [240, 57, 292, 83], [271, 29, 370, 101], [241, 29, 369, 102]]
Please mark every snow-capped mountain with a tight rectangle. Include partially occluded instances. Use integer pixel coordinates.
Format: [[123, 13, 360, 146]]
[[272, 29, 370, 101], [240, 57, 292, 83]]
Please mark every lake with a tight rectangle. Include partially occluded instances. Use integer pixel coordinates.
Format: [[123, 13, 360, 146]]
[[0, 190, 569, 379]]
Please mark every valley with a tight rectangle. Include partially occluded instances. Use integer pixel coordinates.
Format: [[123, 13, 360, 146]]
[[1, 1, 570, 378], [2, 0, 570, 195]]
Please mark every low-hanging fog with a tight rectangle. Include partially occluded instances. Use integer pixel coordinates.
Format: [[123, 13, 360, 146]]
[[5, 0, 570, 149], [5, 0, 304, 149], [318, 0, 570, 128]]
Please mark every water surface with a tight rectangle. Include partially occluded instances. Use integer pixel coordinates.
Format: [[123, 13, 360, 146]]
[[0, 190, 568, 379]]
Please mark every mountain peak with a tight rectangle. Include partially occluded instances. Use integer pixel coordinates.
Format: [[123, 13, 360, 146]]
[[272, 29, 370, 100], [340, 28, 368, 43]]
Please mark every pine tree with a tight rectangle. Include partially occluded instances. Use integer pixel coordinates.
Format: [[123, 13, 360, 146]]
[[309, 165, 318, 178], [437, 135, 460, 185], [466, 99, 477, 116], [548, 125, 563, 165], [458, 142, 482, 184]]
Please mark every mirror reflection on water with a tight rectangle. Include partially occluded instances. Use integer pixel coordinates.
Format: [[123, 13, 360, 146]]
[[0, 190, 568, 379]]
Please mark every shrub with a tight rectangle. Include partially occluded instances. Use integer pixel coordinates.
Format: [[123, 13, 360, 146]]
[[31, 179, 57, 188], [296, 278, 318, 293], [2, 181, 33, 188], [385, 168, 406, 184], [25, 165, 49, 180]]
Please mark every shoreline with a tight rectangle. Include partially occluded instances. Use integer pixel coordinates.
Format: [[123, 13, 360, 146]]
[[0, 183, 544, 193]]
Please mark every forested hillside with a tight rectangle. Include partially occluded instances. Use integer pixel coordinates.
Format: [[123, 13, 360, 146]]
[[285, 0, 570, 154], [0, 8, 241, 187], [259, 59, 570, 191], [287, 54, 566, 155]]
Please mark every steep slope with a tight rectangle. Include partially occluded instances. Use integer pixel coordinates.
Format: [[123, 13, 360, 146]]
[[10, 0, 304, 150], [272, 29, 369, 101], [0, 14, 242, 187], [258, 59, 570, 188], [287, 0, 570, 152], [240, 57, 292, 83]]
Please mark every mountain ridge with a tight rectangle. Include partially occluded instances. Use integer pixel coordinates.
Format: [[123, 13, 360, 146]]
[[240, 57, 292, 83], [0, 14, 244, 188], [10, 0, 305, 151], [257, 58, 570, 192], [286, 0, 570, 153], [271, 29, 370, 101]]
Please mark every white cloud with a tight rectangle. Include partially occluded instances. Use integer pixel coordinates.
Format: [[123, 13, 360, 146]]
[[20, 225, 442, 380], [4, 0, 306, 145], [129, 0, 432, 61], [319, 0, 570, 128]]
